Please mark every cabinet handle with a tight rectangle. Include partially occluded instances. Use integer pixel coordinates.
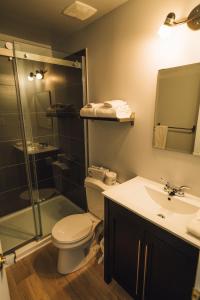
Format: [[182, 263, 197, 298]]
[[135, 239, 141, 295], [142, 244, 148, 300]]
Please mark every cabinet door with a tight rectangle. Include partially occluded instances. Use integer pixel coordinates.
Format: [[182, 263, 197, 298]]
[[109, 202, 144, 298], [143, 230, 198, 300]]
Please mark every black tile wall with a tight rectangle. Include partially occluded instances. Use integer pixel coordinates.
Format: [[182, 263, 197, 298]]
[[57, 118, 84, 141], [0, 114, 22, 141], [0, 57, 30, 216], [62, 177, 87, 211], [0, 185, 30, 217], [0, 57, 86, 216], [0, 140, 24, 168], [0, 164, 27, 193]]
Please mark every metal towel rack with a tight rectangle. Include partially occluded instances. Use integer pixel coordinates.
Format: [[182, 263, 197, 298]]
[[157, 124, 196, 133]]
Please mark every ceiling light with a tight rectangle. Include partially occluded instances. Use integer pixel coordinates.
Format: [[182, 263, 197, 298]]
[[159, 3, 200, 37], [63, 1, 97, 21]]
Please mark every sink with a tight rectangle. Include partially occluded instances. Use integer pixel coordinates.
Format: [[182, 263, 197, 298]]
[[145, 186, 199, 215], [103, 176, 200, 247]]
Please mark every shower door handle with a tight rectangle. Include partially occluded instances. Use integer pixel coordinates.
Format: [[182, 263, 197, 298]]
[[135, 239, 141, 296], [142, 244, 148, 300]]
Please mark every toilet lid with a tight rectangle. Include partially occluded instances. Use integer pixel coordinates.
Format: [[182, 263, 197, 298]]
[[52, 214, 93, 243]]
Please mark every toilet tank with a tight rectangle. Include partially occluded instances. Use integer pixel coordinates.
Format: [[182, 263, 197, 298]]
[[85, 177, 114, 220]]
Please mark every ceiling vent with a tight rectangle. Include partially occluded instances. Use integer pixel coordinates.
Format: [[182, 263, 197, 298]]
[[63, 1, 97, 21]]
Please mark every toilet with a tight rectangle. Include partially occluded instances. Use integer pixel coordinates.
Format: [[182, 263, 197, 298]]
[[52, 176, 115, 274]]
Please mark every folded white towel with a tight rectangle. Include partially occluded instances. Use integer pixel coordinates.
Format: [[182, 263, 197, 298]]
[[80, 103, 103, 117], [85, 103, 101, 108], [104, 100, 127, 108], [96, 106, 132, 119], [80, 107, 95, 117], [154, 125, 168, 149], [187, 217, 200, 239]]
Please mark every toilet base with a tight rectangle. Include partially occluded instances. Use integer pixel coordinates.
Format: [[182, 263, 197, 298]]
[[57, 239, 99, 275]]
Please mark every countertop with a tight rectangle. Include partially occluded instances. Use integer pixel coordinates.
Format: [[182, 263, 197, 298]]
[[103, 176, 200, 250]]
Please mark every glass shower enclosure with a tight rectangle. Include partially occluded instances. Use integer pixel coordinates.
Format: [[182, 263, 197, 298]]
[[0, 41, 87, 254]]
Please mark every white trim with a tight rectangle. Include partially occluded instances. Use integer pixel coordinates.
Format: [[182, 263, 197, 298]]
[[15, 235, 51, 262]]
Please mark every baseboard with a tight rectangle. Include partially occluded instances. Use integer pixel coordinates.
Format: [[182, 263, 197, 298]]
[[15, 235, 51, 262]]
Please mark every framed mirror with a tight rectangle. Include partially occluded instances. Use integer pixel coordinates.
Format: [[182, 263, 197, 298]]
[[153, 62, 200, 155]]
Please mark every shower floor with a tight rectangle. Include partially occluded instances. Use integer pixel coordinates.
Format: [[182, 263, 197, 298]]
[[0, 195, 83, 253]]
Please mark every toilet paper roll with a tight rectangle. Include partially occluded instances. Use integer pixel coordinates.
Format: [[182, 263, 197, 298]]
[[104, 171, 117, 185]]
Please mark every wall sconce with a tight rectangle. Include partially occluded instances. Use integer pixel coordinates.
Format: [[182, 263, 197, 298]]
[[28, 72, 35, 81], [28, 70, 46, 81], [159, 3, 200, 38]]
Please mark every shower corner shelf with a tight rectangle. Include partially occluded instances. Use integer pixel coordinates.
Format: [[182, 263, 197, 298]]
[[80, 113, 135, 126]]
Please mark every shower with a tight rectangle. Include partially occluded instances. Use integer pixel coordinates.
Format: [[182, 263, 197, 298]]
[[0, 40, 88, 254]]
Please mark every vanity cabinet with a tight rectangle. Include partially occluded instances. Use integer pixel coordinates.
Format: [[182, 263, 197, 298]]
[[104, 198, 199, 300]]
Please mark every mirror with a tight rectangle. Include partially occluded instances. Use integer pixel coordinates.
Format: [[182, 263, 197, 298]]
[[153, 62, 200, 155]]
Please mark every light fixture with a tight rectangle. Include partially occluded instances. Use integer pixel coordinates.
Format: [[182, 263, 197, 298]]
[[159, 3, 200, 37], [27, 70, 46, 81], [35, 70, 44, 80], [28, 72, 35, 81]]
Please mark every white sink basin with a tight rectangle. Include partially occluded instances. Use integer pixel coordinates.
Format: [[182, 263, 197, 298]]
[[103, 176, 200, 248], [145, 186, 199, 215]]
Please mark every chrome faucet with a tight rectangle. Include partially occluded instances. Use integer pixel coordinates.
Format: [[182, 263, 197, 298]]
[[161, 178, 190, 197]]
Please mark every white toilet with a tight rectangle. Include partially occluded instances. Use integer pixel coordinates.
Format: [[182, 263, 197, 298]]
[[52, 176, 114, 274]]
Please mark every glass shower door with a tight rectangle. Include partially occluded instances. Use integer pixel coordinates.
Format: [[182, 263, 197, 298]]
[[14, 42, 86, 239], [0, 47, 38, 253]]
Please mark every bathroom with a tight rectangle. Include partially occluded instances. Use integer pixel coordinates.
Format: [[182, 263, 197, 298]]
[[0, 0, 200, 299]]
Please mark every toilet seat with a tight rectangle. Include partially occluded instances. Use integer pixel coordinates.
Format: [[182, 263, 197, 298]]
[[52, 214, 93, 244]]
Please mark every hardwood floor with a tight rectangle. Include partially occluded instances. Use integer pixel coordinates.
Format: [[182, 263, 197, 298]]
[[6, 243, 132, 300]]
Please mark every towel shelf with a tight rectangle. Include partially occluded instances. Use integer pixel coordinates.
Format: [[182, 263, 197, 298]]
[[80, 113, 135, 126]]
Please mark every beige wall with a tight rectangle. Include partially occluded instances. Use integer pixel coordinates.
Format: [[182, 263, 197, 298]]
[[62, 0, 200, 196]]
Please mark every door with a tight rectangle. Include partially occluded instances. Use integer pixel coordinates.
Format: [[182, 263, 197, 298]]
[[144, 230, 198, 300], [0, 240, 10, 300], [109, 202, 144, 299]]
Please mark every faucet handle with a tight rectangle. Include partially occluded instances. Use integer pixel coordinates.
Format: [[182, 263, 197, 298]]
[[176, 185, 191, 196], [179, 185, 190, 190]]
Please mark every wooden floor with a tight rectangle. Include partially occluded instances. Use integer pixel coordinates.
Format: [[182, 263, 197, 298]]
[[7, 243, 132, 300]]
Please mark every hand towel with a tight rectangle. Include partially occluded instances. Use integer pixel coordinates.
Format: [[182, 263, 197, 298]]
[[187, 217, 200, 239], [104, 100, 127, 108], [154, 125, 168, 149]]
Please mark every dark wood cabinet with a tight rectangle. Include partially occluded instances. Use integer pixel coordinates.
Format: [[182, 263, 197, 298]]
[[104, 198, 199, 300]]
